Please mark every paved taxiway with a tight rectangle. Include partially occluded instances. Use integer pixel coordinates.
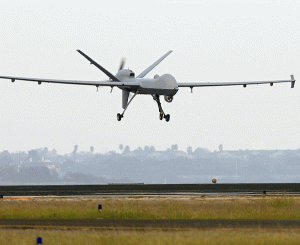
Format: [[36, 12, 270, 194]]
[[0, 183, 300, 196], [1, 219, 300, 230]]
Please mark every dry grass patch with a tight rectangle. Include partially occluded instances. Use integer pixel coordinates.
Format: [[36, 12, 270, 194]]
[[1, 195, 300, 219], [1, 228, 300, 245]]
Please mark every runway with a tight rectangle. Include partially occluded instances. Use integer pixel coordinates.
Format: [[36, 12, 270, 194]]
[[1, 219, 300, 230], [0, 183, 299, 196]]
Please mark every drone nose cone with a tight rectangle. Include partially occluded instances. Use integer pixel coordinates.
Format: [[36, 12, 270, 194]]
[[158, 74, 178, 89]]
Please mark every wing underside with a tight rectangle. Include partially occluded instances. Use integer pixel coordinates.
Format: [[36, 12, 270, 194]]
[[178, 75, 296, 89]]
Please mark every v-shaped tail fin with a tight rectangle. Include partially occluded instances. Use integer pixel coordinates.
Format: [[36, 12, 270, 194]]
[[136, 51, 172, 78], [77, 50, 120, 82]]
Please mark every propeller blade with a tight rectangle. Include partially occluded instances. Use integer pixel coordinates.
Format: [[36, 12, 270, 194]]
[[119, 58, 126, 70]]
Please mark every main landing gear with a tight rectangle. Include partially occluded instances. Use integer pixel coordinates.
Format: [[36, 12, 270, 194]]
[[153, 94, 170, 122], [117, 91, 139, 121]]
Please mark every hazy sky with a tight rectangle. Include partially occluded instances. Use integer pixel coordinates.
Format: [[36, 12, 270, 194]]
[[0, 0, 299, 154]]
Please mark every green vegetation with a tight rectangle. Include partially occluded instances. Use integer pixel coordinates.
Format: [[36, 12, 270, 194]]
[[1, 196, 300, 220], [1, 229, 300, 245]]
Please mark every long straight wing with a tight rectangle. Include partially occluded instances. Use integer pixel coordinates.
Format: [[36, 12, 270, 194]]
[[178, 75, 296, 89], [0, 75, 139, 88], [136, 51, 172, 78]]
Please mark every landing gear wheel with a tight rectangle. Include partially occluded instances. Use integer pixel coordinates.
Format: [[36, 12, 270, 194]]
[[117, 113, 123, 121], [165, 114, 170, 122], [159, 113, 164, 120]]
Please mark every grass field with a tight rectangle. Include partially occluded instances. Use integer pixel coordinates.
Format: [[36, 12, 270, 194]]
[[1, 228, 300, 245], [1, 196, 300, 244], [1, 195, 299, 219]]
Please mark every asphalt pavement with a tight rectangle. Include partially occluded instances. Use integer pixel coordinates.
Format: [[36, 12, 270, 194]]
[[1, 219, 300, 230]]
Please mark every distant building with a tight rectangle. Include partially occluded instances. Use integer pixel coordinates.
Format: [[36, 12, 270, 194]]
[[42, 156, 52, 163]]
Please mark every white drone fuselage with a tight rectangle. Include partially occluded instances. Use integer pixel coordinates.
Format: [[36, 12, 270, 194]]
[[115, 69, 178, 96]]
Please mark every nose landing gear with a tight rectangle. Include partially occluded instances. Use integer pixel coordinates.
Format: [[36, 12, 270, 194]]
[[165, 114, 170, 122], [159, 113, 170, 122], [153, 94, 170, 122]]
